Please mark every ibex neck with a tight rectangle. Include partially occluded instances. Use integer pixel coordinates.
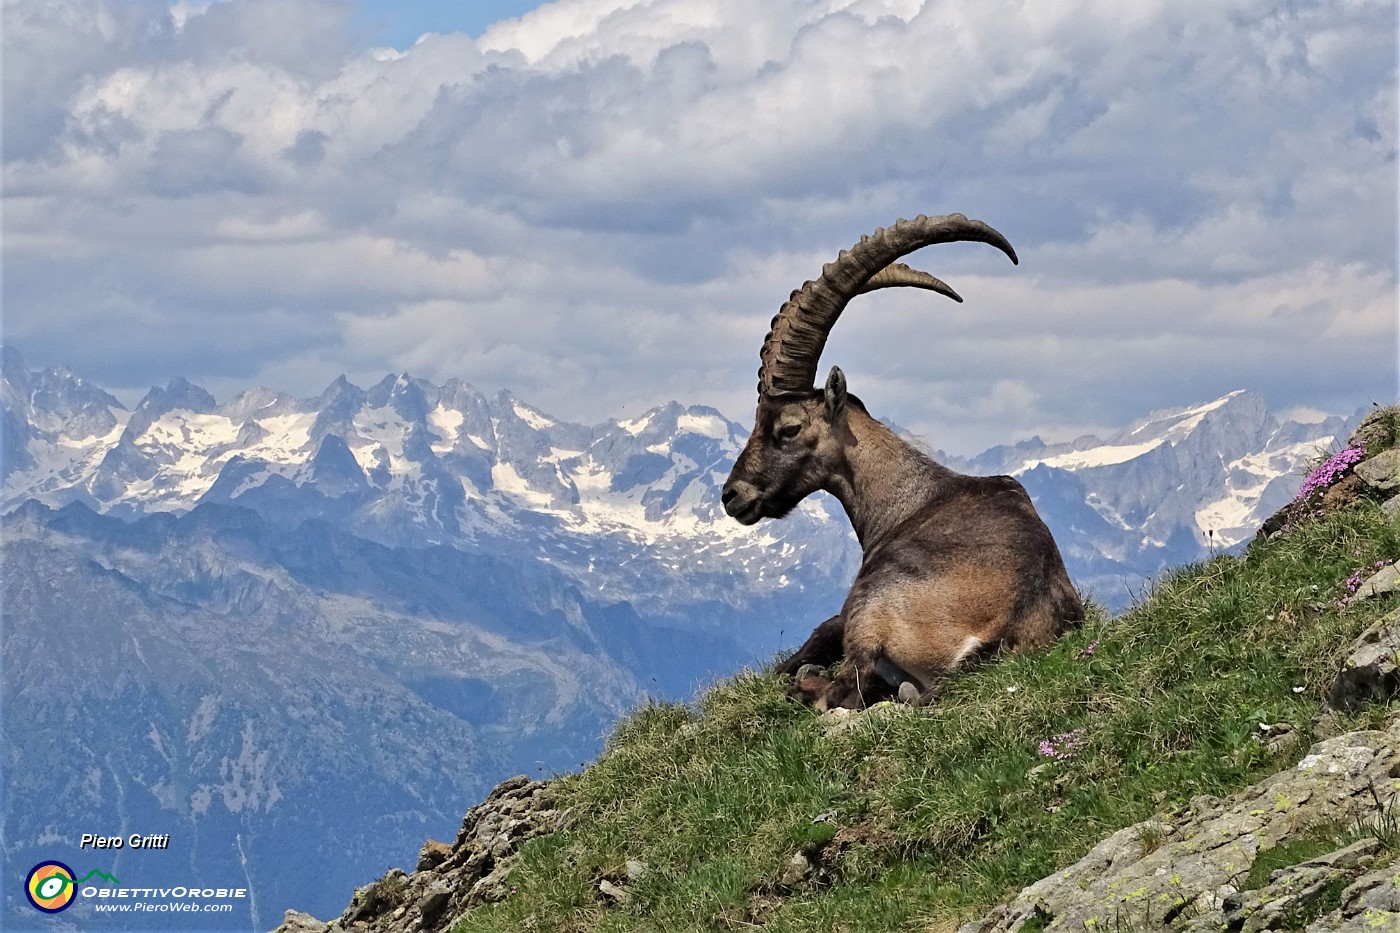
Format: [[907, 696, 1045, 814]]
[[825, 408, 954, 550]]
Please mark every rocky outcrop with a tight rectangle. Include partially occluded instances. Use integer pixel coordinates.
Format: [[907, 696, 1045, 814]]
[[959, 721, 1400, 932], [1355, 449, 1400, 495], [1331, 607, 1400, 712], [272, 776, 567, 933]]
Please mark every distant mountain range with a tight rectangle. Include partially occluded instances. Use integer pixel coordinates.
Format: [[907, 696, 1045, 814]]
[[0, 346, 1355, 929]]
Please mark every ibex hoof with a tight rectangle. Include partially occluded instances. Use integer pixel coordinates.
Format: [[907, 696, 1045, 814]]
[[795, 663, 825, 681], [897, 681, 921, 705]]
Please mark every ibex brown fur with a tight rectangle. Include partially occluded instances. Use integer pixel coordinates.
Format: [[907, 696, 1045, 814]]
[[721, 214, 1082, 710]]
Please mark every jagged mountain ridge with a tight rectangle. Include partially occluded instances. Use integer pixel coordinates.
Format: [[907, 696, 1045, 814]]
[[936, 390, 1353, 598], [1, 347, 855, 618], [950, 391, 1348, 544], [0, 347, 1353, 614]]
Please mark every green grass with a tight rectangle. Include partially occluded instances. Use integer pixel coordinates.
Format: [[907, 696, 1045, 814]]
[[454, 499, 1400, 933]]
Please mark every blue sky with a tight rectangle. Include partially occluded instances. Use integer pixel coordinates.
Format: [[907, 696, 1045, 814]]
[[3, 0, 1396, 453], [351, 0, 546, 47]]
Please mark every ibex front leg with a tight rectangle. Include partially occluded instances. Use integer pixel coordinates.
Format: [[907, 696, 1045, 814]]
[[774, 614, 845, 678], [808, 646, 902, 711]]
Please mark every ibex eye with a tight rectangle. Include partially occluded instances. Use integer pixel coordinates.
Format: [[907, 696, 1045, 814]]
[[778, 423, 801, 441]]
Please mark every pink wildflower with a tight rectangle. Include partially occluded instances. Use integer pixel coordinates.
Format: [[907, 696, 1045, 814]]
[[1037, 728, 1088, 760], [1295, 447, 1365, 501]]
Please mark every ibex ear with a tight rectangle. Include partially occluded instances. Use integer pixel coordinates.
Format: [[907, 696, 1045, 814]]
[[824, 366, 847, 422]]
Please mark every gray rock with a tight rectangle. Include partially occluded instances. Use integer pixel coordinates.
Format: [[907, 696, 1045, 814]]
[[1340, 864, 1400, 913], [818, 700, 915, 736], [818, 706, 861, 734], [780, 851, 815, 888], [1297, 862, 1400, 931], [1382, 494, 1400, 522], [598, 878, 631, 904], [1348, 406, 1400, 456], [1357, 449, 1400, 493], [343, 869, 408, 925], [1353, 563, 1400, 603], [1331, 608, 1400, 710], [961, 721, 1400, 932], [272, 910, 329, 933], [1223, 837, 1383, 932], [416, 882, 452, 925]]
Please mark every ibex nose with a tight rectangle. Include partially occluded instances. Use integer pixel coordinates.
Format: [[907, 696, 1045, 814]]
[[721, 479, 762, 524]]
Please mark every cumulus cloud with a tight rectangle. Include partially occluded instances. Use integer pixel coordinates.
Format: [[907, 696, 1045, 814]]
[[2, 0, 1394, 453]]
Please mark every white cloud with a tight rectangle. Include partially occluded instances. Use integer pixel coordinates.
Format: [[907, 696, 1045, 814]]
[[2, 0, 1394, 454]]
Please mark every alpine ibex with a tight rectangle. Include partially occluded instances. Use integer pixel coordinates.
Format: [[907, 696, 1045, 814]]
[[721, 214, 1083, 710]]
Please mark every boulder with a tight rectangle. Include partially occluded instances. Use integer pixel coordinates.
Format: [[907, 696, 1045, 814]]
[[273, 911, 328, 933], [1382, 494, 1400, 523], [1353, 563, 1400, 603], [1330, 608, 1400, 710], [1355, 449, 1400, 494]]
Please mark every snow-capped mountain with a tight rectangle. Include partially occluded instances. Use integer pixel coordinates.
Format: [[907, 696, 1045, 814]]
[[935, 390, 1352, 598], [965, 390, 1345, 547], [1, 346, 1355, 928], [2, 346, 1355, 617], [2, 347, 856, 619]]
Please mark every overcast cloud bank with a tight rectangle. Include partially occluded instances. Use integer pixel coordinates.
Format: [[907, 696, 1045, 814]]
[[3, 0, 1395, 453]]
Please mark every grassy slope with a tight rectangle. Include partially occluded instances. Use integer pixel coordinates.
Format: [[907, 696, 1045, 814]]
[[453, 491, 1399, 932]]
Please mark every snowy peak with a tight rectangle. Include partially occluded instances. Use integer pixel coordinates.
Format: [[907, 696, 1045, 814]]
[[1, 362, 799, 591], [1118, 389, 1256, 444], [1007, 391, 1264, 474], [999, 390, 1343, 558], [1, 355, 1357, 609], [1, 347, 129, 491], [218, 385, 301, 422], [0, 346, 125, 440], [589, 403, 742, 491], [365, 372, 432, 422], [129, 376, 217, 430]]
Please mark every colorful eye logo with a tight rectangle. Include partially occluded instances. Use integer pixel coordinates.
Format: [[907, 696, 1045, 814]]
[[26, 861, 77, 913]]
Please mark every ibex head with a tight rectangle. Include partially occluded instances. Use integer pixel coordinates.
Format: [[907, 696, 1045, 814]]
[[721, 214, 1017, 525]]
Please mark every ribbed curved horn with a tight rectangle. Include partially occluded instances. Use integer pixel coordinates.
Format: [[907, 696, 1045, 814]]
[[858, 262, 962, 302], [757, 213, 1017, 397]]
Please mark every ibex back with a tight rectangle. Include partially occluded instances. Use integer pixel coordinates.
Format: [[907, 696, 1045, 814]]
[[721, 214, 1083, 711]]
